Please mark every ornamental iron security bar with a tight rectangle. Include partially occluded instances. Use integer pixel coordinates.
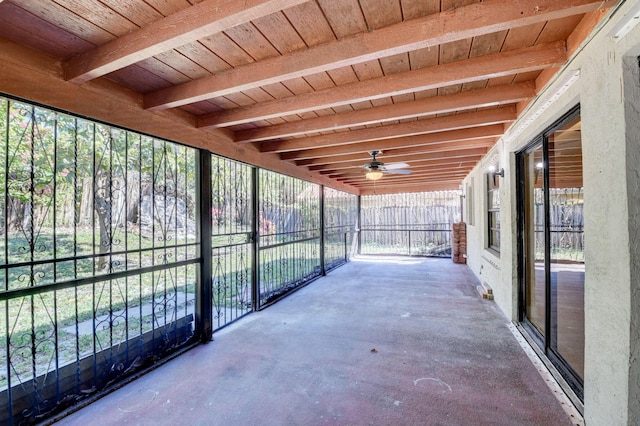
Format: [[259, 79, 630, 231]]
[[257, 170, 321, 308], [0, 97, 199, 424], [210, 156, 253, 331], [0, 95, 362, 424], [360, 191, 461, 257], [0, 95, 464, 425], [323, 187, 358, 272]]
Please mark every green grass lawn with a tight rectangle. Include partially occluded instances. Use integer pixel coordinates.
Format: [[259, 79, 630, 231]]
[[0, 233, 334, 390]]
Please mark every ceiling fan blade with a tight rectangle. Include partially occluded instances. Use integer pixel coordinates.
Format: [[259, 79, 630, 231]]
[[385, 169, 412, 175], [384, 162, 409, 170]]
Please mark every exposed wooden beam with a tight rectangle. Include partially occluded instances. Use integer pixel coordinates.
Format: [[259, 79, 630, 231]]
[[282, 137, 494, 162], [261, 108, 513, 153], [270, 123, 502, 159], [568, 9, 613, 58], [295, 146, 484, 170], [333, 171, 475, 183], [299, 153, 382, 168], [359, 181, 462, 195], [311, 152, 486, 172], [330, 165, 479, 178], [64, 0, 310, 84], [278, 126, 500, 161], [236, 83, 533, 143], [145, 0, 611, 111], [368, 143, 492, 162], [358, 178, 463, 186], [310, 149, 488, 172], [198, 41, 566, 128], [294, 139, 495, 166], [340, 174, 469, 186], [517, 7, 611, 114], [324, 162, 480, 177], [356, 178, 464, 188], [328, 161, 478, 177], [343, 181, 465, 191], [328, 162, 477, 179], [0, 37, 358, 195]]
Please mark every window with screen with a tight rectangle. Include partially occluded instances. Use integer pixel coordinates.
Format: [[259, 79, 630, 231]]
[[487, 170, 500, 252]]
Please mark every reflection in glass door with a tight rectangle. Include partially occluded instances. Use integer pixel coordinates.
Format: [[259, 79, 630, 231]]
[[548, 114, 584, 381], [518, 106, 584, 397], [523, 145, 546, 337]]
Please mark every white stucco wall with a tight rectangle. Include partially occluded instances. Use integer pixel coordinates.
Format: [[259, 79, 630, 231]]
[[464, 140, 517, 318], [462, 1, 640, 423], [623, 49, 640, 425]]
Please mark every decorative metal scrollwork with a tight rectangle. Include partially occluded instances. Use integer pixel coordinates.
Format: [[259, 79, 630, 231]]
[[1, 98, 199, 425]]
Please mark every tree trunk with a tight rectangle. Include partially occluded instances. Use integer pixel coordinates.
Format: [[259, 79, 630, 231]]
[[126, 174, 140, 224], [79, 177, 93, 227], [94, 194, 111, 271], [94, 172, 112, 271]]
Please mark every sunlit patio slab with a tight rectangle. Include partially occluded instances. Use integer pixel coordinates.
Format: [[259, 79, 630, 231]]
[[55, 256, 575, 425]]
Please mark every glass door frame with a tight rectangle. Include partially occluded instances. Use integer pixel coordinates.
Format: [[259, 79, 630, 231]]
[[516, 104, 584, 399], [516, 136, 546, 349]]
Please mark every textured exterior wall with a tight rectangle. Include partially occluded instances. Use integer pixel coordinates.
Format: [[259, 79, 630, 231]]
[[462, 1, 640, 423], [623, 52, 640, 425], [580, 27, 630, 425], [463, 140, 516, 319]]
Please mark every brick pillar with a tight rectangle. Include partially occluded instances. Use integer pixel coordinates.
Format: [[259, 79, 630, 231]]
[[451, 222, 467, 264]]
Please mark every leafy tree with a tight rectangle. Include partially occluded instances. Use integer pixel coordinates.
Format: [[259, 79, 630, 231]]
[[0, 97, 197, 276]]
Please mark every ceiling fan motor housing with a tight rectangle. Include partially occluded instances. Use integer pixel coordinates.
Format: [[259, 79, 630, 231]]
[[365, 150, 384, 170], [368, 160, 384, 170]]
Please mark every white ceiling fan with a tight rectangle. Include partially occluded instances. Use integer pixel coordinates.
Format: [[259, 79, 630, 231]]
[[363, 150, 411, 181]]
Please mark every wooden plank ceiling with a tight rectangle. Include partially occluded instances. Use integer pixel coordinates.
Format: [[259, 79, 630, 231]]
[[0, 0, 613, 194]]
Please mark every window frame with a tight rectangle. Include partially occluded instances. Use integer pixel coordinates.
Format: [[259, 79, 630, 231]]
[[486, 167, 501, 253]]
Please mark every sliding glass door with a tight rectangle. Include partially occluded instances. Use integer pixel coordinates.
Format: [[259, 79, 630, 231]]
[[518, 106, 584, 397], [522, 144, 546, 337]]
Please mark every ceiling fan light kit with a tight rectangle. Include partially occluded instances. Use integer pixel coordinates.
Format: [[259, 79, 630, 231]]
[[366, 170, 384, 181], [363, 150, 411, 181]]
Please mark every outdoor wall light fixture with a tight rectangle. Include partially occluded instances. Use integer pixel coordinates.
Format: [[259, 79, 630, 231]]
[[488, 165, 504, 186], [488, 165, 504, 178], [366, 170, 384, 181]]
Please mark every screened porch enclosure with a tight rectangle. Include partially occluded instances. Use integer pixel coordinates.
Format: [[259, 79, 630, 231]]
[[0, 95, 461, 424], [0, 98, 201, 425]]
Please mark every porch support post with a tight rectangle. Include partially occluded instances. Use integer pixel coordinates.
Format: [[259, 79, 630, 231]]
[[357, 195, 362, 255], [197, 149, 213, 342], [320, 185, 326, 276], [251, 167, 260, 310]]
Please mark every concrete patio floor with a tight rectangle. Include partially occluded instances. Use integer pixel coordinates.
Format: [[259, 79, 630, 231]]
[[54, 256, 578, 426]]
